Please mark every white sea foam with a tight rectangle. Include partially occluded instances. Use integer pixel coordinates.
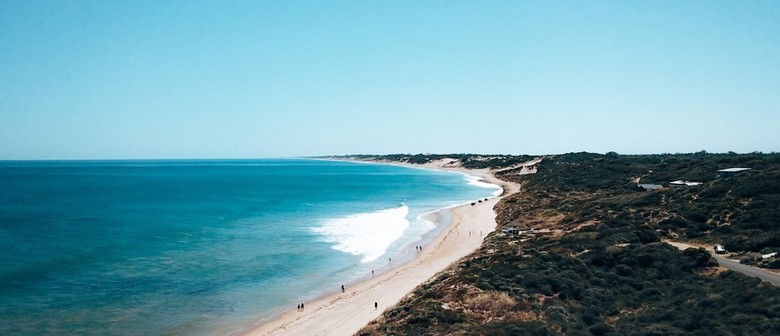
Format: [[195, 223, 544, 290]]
[[312, 205, 410, 263], [461, 173, 503, 196]]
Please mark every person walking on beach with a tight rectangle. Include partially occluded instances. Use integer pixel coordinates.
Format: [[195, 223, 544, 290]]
[[297, 304, 300, 312], [301, 303, 304, 311], [374, 302, 378, 310], [341, 284, 345, 293]]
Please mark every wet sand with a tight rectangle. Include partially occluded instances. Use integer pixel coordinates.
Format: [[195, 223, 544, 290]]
[[242, 161, 521, 336]]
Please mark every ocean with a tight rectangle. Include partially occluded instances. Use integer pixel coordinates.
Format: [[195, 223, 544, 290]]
[[0, 159, 500, 335]]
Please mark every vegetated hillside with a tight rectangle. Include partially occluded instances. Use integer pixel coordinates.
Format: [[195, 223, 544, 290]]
[[337, 153, 537, 169], [358, 152, 780, 336], [510, 152, 780, 257]]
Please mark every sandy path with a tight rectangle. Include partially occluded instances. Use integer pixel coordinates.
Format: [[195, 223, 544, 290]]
[[242, 163, 520, 336]]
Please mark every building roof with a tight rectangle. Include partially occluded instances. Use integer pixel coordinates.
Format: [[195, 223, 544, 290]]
[[717, 167, 752, 173], [669, 180, 703, 186]]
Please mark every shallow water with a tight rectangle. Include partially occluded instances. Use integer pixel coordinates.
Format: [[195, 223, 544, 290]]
[[0, 159, 499, 335]]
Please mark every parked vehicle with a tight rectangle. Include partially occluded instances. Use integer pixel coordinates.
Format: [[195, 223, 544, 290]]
[[714, 244, 727, 254]]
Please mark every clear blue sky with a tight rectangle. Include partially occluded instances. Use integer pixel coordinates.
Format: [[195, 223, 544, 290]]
[[1, 1, 778, 159]]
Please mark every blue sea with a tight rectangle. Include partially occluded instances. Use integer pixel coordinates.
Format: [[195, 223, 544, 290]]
[[0, 159, 500, 335]]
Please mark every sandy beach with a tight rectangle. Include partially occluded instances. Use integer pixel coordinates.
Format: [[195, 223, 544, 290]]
[[241, 159, 523, 336]]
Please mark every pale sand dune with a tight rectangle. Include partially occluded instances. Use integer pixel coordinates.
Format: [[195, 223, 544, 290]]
[[242, 162, 522, 336]]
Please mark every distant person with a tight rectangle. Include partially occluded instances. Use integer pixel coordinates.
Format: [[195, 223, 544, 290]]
[[297, 304, 300, 312], [374, 302, 378, 310], [301, 303, 304, 311], [341, 284, 345, 293]]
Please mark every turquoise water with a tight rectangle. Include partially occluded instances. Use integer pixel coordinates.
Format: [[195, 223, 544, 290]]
[[0, 159, 499, 335]]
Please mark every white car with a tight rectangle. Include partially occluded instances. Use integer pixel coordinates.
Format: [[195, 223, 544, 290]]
[[714, 244, 726, 254]]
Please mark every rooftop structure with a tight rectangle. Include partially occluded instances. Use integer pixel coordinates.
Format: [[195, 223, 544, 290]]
[[717, 167, 752, 178], [717, 167, 752, 173], [637, 183, 664, 191], [669, 180, 703, 187]]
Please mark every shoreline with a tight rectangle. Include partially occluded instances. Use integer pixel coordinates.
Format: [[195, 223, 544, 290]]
[[240, 159, 522, 336]]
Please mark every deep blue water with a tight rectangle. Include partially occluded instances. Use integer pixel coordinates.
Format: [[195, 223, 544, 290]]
[[0, 159, 499, 335]]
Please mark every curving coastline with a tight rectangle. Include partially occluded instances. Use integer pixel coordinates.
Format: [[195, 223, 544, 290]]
[[240, 159, 521, 336]]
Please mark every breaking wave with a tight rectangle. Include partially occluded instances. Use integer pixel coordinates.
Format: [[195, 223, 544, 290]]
[[312, 205, 410, 263], [462, 173, 502, 196]]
